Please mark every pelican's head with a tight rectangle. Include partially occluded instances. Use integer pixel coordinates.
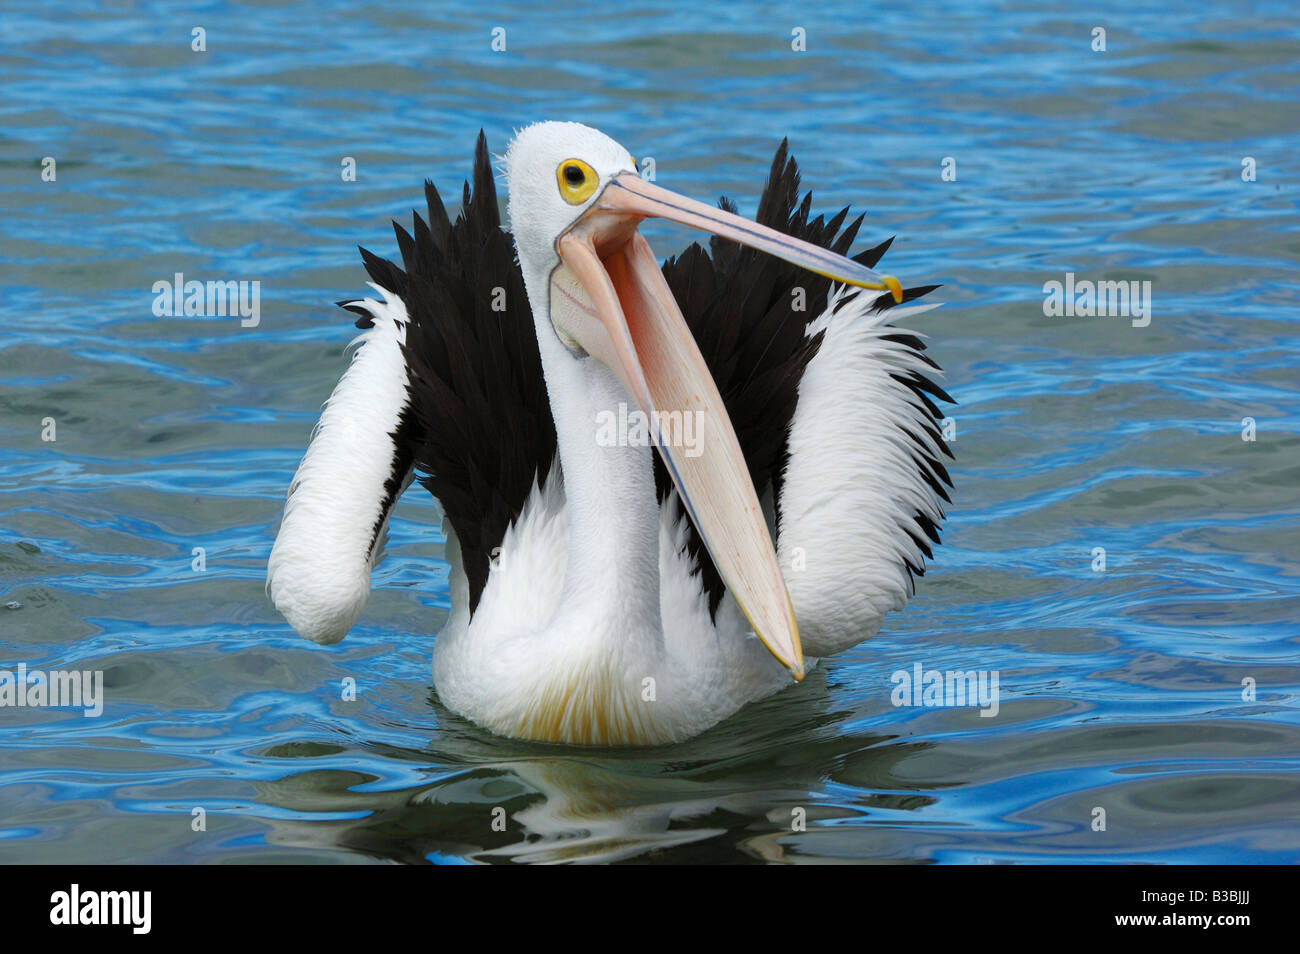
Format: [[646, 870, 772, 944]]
[[504, 121, 639, 269], [503, 121, 904, 680]]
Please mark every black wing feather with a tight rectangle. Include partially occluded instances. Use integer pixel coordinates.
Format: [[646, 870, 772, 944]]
[[659, 139, 952, 614], [344, 131, 556, 614]]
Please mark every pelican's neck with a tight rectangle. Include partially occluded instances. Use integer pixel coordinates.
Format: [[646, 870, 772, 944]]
[[521, 254, 663, 625]]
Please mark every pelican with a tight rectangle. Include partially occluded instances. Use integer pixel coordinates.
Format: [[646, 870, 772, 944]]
[[267, 122, 952, 746]]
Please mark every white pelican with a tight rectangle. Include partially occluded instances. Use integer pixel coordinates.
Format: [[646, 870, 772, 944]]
[[267, 122, 951, 746]]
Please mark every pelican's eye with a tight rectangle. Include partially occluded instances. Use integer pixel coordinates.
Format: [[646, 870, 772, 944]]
[[557, 159, 598, 205]]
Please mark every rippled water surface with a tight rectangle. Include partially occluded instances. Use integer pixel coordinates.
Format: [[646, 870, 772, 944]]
[[2, 1, 1298, 863]]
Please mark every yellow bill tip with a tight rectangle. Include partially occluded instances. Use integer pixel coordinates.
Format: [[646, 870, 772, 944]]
[[885, 275, 903, 303]]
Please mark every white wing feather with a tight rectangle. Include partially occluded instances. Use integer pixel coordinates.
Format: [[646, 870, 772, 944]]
[[778, 290, 946, 657]]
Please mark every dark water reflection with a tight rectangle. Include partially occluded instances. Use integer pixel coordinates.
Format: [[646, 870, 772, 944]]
[[253, 671, 944, 864]]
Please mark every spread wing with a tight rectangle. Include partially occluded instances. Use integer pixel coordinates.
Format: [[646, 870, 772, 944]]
[[659, 140, 952, 651]]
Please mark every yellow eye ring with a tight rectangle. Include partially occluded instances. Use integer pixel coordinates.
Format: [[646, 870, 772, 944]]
[[557, 158, 598, 205]]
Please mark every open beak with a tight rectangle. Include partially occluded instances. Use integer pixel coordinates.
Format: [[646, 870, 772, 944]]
[[550, 172, 903, 679]]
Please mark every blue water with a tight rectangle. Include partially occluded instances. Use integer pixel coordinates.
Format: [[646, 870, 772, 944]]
[[1, 0, 1298, 862]]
